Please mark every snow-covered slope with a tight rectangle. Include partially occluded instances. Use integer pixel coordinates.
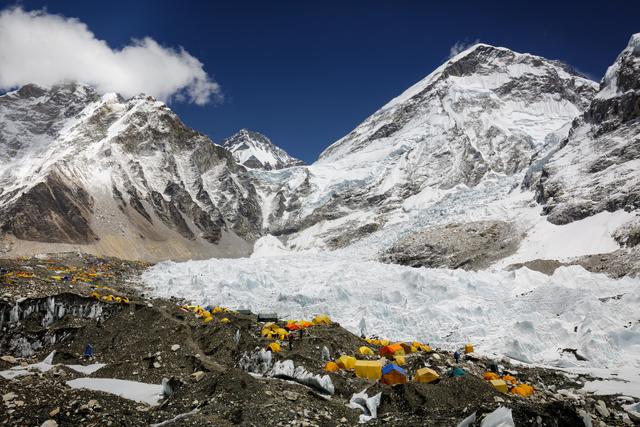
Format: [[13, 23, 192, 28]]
[[530, 33, 640, 225], [222, 129, 304, 170], [253, 43, 598, 249], [0, 83, 262, 261]]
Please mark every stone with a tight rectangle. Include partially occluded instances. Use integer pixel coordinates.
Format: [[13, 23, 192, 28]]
[[283, 390, 298, 401], [135, 405, 150, 412], [171, 344, 181, 351], [87, 399, 101, 410], [41, 421, 58, 427], [340, 417, 348, 423], [153, 362, 161, 369], [595, 400, 610, 418], [49, 407, 60, 417], [1, 355, 17, 364], [191, 371, 205, 382], [3, 392, 17, 402]]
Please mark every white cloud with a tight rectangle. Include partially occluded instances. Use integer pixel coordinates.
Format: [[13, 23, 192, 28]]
[[0, 7, 220, 105], [449, 39, 481, 59]]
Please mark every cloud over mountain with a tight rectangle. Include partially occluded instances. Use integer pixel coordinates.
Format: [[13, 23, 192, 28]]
[[0, 7, 220, 104]]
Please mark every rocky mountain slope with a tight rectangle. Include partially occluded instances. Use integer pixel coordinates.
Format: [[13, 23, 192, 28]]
[[528, 34, 640, 225], [2, 37, 639, 268], [0, 84, 262, 261], [222, 129, 304, 170], [251, 43, 599, 249]]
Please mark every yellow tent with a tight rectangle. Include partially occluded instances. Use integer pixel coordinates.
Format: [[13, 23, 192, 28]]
[[312, 314, 332, 325], [511, 384, 534, 397], [393, 355, 406, 366], [354, 360, 383, 381], [490, 379, 508, 393], [324, 361, 339, 373], [414, 367, 440, 383], [464, 343, 474, 353], [220, 318, 231, 324], [336, 355, 356, 370], [358, 346, 375, 356], [483, 372, 500, 381], [266, 342, 281, 353], [502, 374, 517, 383]]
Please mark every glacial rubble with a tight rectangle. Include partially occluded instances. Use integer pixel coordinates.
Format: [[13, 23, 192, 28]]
[[2, 254, 638, 426]]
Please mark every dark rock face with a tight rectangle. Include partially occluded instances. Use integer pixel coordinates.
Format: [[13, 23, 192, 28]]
[[508, 247, 640, 279], [527, 35, 640, 225], [1, 172, 96, 244], [380, 220, 521, 270], [0, 83, 263, 259]]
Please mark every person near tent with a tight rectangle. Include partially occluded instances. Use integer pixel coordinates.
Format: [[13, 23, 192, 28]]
[[83, 343, 94, 358], [454, 350, 461, 364]]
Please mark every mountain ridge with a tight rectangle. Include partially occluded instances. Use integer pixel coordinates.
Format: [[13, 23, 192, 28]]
[[222, 128, 304, 170]]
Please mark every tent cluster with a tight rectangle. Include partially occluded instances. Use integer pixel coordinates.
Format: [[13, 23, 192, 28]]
[[89, 291, 129, 304], [45, 264, 115, 284], [1, 271, 35, 285], [483, 371, 535, 397], [324, 338, 435, 385], [261, 314, 333, 353], [179, 305, 234, 323], [261, 322, 289, 340]]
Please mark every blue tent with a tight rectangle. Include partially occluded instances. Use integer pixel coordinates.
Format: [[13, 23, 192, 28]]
[[448, 367, 466, 377], [382, 364, 406, 376]]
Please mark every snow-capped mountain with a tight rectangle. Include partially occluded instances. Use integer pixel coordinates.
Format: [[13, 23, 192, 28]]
[[529, 34, 640, 225], [252, 43, 598, 249], [2, 38, 638, 265], [0, 83, 262, 261], [222, 129, 304, 170]]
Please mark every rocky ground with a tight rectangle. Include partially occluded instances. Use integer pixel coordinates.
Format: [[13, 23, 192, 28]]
[[507, 247, 640, 278], [380, 221, 522, 270], [1, 254, 638, 426]]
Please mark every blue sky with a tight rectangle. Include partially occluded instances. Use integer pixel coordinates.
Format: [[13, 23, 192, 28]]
[[2, 1, 639, 163]]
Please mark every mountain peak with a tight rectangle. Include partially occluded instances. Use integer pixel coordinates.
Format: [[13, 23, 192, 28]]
[[222, 129, 304, 170]]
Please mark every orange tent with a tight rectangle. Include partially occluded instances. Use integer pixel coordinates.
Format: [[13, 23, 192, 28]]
[[483, 372, 500, 381], [324, 361, 339, 372], [380, 344, 405, 358], [381, 364, 407, 385]]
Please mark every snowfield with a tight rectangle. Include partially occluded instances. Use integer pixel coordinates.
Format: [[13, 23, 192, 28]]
[[143, 245, 640, 394]]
